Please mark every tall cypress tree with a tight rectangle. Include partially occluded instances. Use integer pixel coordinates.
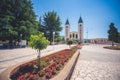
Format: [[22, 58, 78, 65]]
[[42, 11, 62, 44], [118, 32, 120, 43], [108, 23, 119, 46]]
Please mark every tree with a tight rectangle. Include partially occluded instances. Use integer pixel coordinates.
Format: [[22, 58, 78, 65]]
[[29, 33, 49, 75], [118, 32, 120, 43], [55, 35, 63, 44], [0, 0, 39, 45], [108, 23, 119, 46], [42, 11, 62, 44], [0, 0, 18, 41], [67, 40, 73, 48]]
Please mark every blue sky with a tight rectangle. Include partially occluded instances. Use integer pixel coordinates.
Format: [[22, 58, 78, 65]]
[[31, 0, 120, 39]]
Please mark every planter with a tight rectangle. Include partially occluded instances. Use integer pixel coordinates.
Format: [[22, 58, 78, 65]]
[[51, 49, 80, 80], [0, 46, 78, 80]]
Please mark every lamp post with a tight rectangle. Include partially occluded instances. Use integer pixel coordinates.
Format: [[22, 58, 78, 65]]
[[86, 28, 88, 43], [85, 27, 88, 44], [53, 31, 55, 48], [20, 34, 22, 48]]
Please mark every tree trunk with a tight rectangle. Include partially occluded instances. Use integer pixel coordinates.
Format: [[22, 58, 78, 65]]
[[37, 50, 41, 73], [37, 50, 41, 80]]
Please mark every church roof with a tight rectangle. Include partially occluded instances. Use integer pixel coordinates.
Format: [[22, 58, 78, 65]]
[[65, 19, 70, 25], [78, 17, 83, 23]]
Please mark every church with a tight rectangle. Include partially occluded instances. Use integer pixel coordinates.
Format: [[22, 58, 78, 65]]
[[65, 17, 84, 42]]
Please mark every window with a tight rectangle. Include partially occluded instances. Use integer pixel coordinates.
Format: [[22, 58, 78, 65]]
[[73, 34, 74, 38], [76, 34, 78, 38], [70, 34, 71, 38]]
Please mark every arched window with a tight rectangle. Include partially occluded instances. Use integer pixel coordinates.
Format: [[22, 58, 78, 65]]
[[76, 34, 78, 38], [70, 34, 72, 38], [73, 33, 74, 38], [66, 26, 68, 28]]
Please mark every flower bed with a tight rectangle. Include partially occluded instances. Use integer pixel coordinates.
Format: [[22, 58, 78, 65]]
[[10, 46, 77, 80], [103, 45, 120, 50]]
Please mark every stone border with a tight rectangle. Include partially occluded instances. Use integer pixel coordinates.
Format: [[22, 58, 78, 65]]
[[0, 58, 36, 80], [0, 49, 80, 80], [51, 49, 80, 80], [65, 50, 80, 80]]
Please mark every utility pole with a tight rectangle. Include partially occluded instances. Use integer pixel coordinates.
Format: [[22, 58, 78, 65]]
[[86, 28, 88, 43]]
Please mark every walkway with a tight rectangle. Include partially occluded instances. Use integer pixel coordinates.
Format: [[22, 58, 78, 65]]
[[71, 44, 120, 80], [0, 44, 69, 74]]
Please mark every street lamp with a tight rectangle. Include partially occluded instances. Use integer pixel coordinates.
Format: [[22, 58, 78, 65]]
[[20, 34, 22, 40], [86, 28, 88, 43], [85, 27, 88, 44], [53, 31, 55, 46], [20, 34, 22, 48]]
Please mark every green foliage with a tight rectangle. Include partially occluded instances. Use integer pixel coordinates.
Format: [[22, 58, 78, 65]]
[[116, 45, 120, 49], [41, 11, 62, 44], [29, 33, 49, 72], [87, 39, 91, 43], [118, 32, 120, 43], [67, 40, 73, 46], [55, 36, 63, 43], [40, 60, 46, 67], [108, 23, 119, 45], [29, 33, 49, 51], [0, 0, 39, 41]]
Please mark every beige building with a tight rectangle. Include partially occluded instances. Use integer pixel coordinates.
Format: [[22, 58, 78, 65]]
[[90, 38, 109, 44], [65, 17, 84, 42]]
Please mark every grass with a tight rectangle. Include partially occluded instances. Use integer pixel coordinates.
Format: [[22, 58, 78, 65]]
[[103, 45, 120, 50], [115, 45, 120, 49]]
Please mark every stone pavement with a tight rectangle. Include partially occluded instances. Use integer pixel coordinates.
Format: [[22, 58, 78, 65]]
[[71, 44, 120, 80], [0, 44, 69, 74]]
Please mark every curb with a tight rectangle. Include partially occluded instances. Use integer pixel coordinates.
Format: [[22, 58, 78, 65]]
[[0, 58, 36, 80], [65, 50, 80, 80]]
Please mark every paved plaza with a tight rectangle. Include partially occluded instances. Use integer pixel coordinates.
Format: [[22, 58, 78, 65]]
[[0, 44, 120, 80], [71, 44, 120, 80], [0, 44, 69, 74]]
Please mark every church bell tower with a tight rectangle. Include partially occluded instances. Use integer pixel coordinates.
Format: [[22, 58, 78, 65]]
[[65, 19, 70, 42], [78, 17, 84, 42]]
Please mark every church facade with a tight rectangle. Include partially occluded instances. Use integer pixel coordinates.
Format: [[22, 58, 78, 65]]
[[65, 17, 84, 42]]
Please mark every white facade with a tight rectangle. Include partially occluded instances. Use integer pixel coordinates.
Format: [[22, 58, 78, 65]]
[[90, 38, 109, 44], [69, 32, 78, 40], [65, 24, 70, 41], [65, 17, 84, 42], [78, 23, 84, 42]]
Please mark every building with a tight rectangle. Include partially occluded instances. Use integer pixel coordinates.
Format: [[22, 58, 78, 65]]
[[65, 17, 84, 42], [90, 38, 109, 44]]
